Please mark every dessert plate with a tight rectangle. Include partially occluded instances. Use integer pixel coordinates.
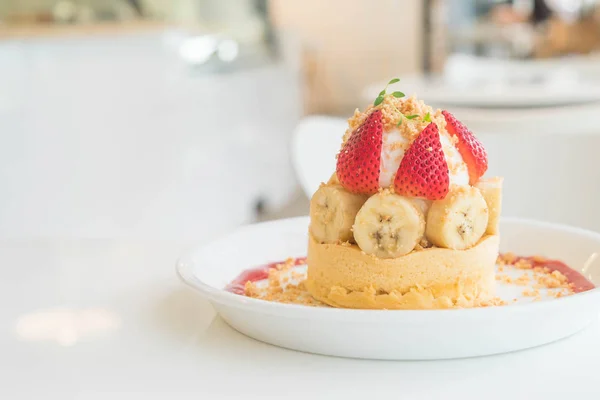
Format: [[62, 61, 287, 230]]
[[362, 54, 600, 109], [364, 74, 600, 109], [176, 217, 600, 360]]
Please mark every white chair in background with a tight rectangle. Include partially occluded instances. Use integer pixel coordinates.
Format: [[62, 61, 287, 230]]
[[292, 115, 600, 232]]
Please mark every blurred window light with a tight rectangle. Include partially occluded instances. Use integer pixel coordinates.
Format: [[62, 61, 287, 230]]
[[217, 39, 239, 62], [14, 308, 121, 347], [546, 0, 586, 20], [179, 35, 218, 65]]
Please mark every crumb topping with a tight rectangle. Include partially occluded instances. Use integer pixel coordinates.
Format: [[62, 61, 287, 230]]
[[343, 95, 447, 145], [479, 297, 508, 307], [496, 253, 575, 298], [244, 259, 325, 307], [341, 94, 467, 189]]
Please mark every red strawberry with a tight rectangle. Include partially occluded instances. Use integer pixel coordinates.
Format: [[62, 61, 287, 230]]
[[393, 123, 449, 200], [336, 110, 383, 194], [442, 110, 488, 185]]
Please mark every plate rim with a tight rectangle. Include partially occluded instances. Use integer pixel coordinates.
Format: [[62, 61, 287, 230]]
[[363, 75, 600, 109], [176, 216, 600, 320]]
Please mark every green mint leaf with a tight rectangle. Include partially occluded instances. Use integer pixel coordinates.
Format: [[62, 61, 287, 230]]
[[406, 114, 419, 120], [374, 96, 384, 106], [424, 112, 431, 122], [396, 118, 403, 127], [392, 91, 405, 98], [379, 89, 386, 96], [388, 78, 400, 85]]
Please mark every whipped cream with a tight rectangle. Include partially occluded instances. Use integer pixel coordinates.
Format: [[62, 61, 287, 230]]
[[379, 127, 469, 188]]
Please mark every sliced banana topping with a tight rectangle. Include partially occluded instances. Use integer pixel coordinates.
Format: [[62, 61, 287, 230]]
[[475, 176, 503, 235], [426, 185, 489, 250], [353, 192, 425, 259], [309, 184, 368, 244]]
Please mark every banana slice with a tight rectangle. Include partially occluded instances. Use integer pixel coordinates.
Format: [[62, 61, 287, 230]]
[[426, 186, 489, 250], [353, 192, 425, 258], [476, 177, 503, 235], [309, 184, 368, 243]]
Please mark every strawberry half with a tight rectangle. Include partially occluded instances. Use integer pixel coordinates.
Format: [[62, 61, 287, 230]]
[[336, 110, 383, 194], [442, 110, 488, 185], [393, 123, 449, 200]]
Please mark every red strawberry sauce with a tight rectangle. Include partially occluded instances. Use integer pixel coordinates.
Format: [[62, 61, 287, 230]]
[[513, 256, 595, 293], [225, 255, 595, 295], [225, 257, 307, 295]]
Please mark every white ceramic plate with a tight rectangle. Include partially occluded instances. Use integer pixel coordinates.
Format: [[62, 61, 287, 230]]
[[362, 78, 600, 136], [177, 216, 600, 360], [363, 54, 600, 109], [364, 75, 600, 109]]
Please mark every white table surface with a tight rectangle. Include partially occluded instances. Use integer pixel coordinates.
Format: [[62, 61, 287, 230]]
[[3, 238, 600, 399]]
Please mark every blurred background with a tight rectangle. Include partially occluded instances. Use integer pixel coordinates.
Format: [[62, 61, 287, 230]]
[[2, 0, 600, 242]]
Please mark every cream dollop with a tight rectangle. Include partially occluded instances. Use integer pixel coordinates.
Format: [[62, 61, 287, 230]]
[[378, 127, 469, 189]]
